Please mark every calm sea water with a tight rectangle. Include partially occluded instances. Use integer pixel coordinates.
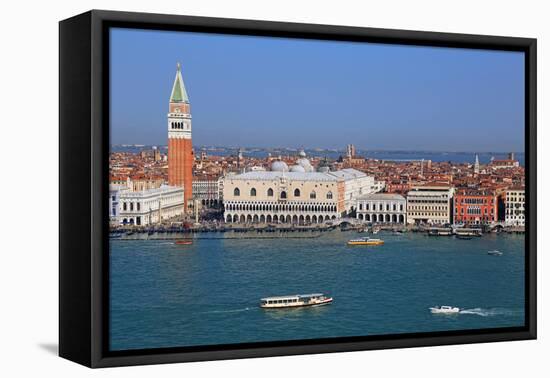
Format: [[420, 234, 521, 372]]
[[109, 231, 525, 351]]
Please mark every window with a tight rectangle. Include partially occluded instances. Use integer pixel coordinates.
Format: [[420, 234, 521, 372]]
[[250, 188, 257, 196], [137, 203, 140, 211], [294, 188, 301, 197], [234, 188, 240, 196], [281, 191, 287, 199], [130, 203, 134, 211], [267, 188, 274, 197], [327, 191, 333, 199], [123, 202, 127, 211], [310, 191, 316, 199]]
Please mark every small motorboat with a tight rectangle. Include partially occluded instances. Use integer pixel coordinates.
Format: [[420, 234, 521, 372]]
[[487, 250, 503, 256], [430, 305, 460, 314], [175, 239, 193, 245], [347, 237, 384, 246]]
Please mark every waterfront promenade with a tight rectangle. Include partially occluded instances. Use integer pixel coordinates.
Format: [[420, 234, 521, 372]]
[[110, 220, 526, 240]]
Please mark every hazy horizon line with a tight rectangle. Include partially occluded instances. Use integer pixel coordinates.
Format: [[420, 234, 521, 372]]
[[110, 143, 525, 155]]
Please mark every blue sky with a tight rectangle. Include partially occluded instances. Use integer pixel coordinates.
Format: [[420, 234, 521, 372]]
[[110, 28, 525, 152]]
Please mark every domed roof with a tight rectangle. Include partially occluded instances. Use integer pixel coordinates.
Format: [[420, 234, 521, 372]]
[[290, 165, 306, 173], [298, 149, 307, 158], [317, 166, 330, 173], [271, 160, 289, 172], [296, 158, 314, 172]]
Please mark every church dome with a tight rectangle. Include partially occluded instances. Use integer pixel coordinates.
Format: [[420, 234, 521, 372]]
[[290, 165, 306, 173], [296, 158, 314, 172], [271, 160, 289, 172], [298, 149, 307, 158], [317, 166, 330, 173]]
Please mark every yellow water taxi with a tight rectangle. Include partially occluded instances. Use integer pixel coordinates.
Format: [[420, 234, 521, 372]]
[[347, 237, 384, 246]]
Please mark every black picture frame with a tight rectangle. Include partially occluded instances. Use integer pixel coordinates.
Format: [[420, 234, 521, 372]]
[[59, 9, 537, 368]]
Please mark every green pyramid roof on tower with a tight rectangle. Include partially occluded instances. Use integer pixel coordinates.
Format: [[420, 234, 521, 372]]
[[170, 63, 189, 103]]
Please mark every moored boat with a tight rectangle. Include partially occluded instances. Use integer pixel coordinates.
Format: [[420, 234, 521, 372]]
[[430, 305, 460, 314], [487, 250, 503, 256], [347, 237, 384, 246], [260, 293, 333, 309]]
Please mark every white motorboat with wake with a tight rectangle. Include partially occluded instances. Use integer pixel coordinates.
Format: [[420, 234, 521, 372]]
[[430, 305, 460, 314]]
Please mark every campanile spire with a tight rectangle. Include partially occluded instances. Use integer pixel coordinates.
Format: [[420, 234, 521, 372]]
[[170, 62, 189, 103]]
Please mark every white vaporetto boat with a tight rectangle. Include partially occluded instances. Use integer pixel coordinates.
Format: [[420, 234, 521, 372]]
[[260, 293, 333, 309], [430, 305, 460, 314]]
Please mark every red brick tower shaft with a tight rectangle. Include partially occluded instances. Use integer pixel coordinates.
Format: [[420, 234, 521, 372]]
[[167, 63, 193, 211]]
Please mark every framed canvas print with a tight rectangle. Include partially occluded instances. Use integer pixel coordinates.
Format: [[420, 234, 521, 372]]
[[59, 10, 536, 368]]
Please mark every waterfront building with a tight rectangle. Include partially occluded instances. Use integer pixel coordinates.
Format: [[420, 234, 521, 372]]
[[505, 187, 525, 226], [406, 184, 454, 225], [109, 184, 125, 225], [453, 189, 497, 225], [192, 175, 222, 207], [117, 185, 185, 226], [167, 62, 193, 210], [222, 154, 374, 224], [355, 193, 406, 224], [325, 168, 376, 214], [217, 176, 225, 203], [223, 171, 341, 224]]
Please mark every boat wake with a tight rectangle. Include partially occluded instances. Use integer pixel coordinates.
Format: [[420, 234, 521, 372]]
[[201, 307, 252, 314], [459, 308, 519, 317]]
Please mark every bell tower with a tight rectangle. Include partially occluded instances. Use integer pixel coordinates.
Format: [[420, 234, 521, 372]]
[[168, 62, 193, 210]]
